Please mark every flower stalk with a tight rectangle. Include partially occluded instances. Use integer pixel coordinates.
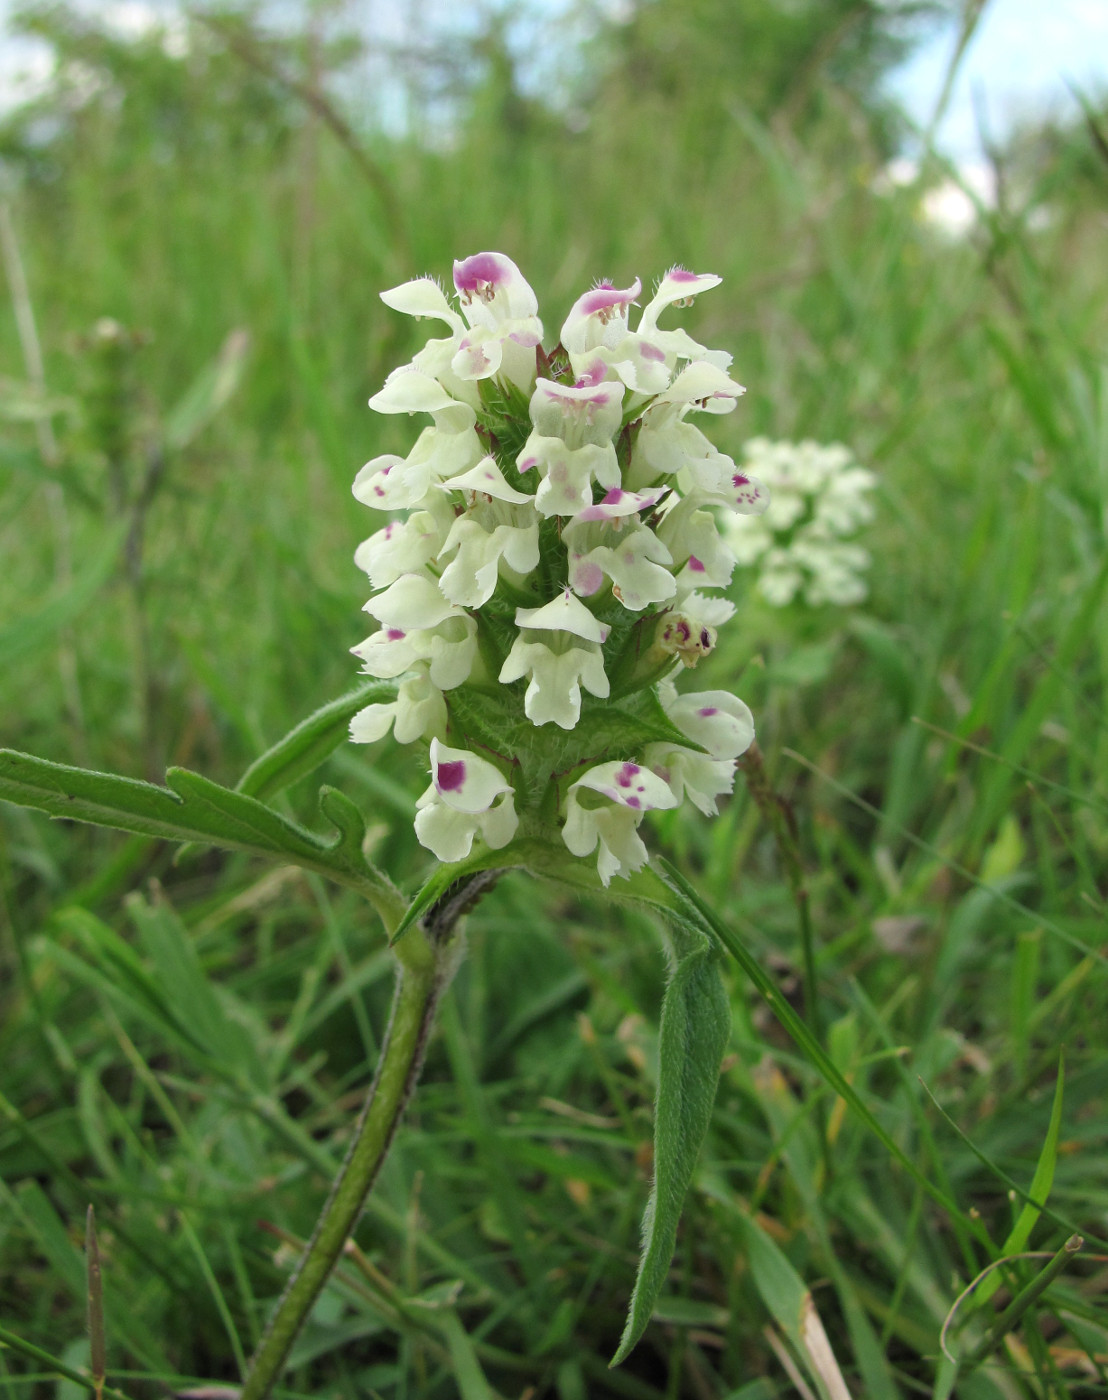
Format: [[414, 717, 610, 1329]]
[[239, 905, 463, 1400]]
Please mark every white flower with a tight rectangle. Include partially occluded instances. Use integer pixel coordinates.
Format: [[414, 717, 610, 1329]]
[[559, 278, 673, 395], [520, 434, 621, 518], [435, 455, 540, 607], [355, 574, 478, 689], [643, 684, 755, 816], [352, 429, 484, 512], [563, 514, 676, 611], [450, 252, 544, 391], [655, 497, 737, 589], [561, 761, 678, 886], [352, 254, 774, 874], [528, 378, 624, 449], [354, 499, 453, 589], [499, 590, 611, 729], [414, 739, 519, 862], [350, 668, 447, 745]]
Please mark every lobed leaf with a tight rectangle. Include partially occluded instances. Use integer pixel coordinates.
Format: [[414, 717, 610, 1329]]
[[0, 749, 405, 925]]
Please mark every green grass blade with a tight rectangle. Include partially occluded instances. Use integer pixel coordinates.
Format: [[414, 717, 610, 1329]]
[[0, 524, 124, 671]]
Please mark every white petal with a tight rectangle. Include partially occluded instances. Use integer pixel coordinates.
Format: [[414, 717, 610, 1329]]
[[393, 671, 448, 744], [364, 573, 457, 629], [425, 615, 478, 689], [638, 268, 722, 334], [515, 589, 610, 643], [441, 455, 533, 503], [571, 486, 667, 523], [480, 791, 519, 850], [349, 701, 397, 744], [428, 738, 512, 814], [569, 761, 678, 812], [664, 690, 755, 760], [369, 369, 456, 416], [414, 798, 478, 862], [453, 252, 539, 323], [380, 277, 465, 332]]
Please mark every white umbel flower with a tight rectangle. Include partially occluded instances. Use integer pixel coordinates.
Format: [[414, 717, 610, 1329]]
[[721, 438, 875, 607]]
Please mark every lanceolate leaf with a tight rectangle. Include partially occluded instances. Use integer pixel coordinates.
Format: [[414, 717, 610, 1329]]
[[613, 924, 730, 1364], [654, 859, 984, 1231], [0, 750, 405, 925], [237, 680, 399, 802]]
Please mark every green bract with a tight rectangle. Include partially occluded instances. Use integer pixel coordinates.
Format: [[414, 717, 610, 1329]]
[[351, 253, 766, 884]]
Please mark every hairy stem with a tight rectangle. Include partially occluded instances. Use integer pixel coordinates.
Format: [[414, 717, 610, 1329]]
[[240, 875, 496, 1400]]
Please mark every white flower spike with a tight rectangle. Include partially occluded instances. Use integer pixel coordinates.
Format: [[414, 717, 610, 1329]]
[[352, 252, 766, 876]]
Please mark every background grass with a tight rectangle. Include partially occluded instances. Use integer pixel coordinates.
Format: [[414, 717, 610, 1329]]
[[1, 2, 1107, 1396]]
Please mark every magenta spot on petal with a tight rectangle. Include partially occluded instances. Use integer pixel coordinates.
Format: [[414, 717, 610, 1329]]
[[436, 759, 466, 793], [386, 628, 405, 641], [698, 706, 719, 717], [602, 488, 625, 505], [641, 342, 666, 363], [575, 361, 607, 388], [384, 523, 395, 538], [733, 473, 750, 487], [518, 457, 537, 472], [373, 485, 385, 497], [668, 267, 699, 283], [688, 555, 705, 572], [615, 762, 640, 788], [627, 797, 641, 809], [579, 285, 635, 315], [454, 253, 506, 292], [576, 562, 604, 595]]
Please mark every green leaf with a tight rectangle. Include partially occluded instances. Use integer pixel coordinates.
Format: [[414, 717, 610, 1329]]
[[733, 1212, 853, 1400], [612, 924, 729, 1364], [0, 523, 125, 670], [654, 858, 982, 1232], [163, 328, 250, 451], [0, 750, 405, 925], [236, 681, 397, 802]]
